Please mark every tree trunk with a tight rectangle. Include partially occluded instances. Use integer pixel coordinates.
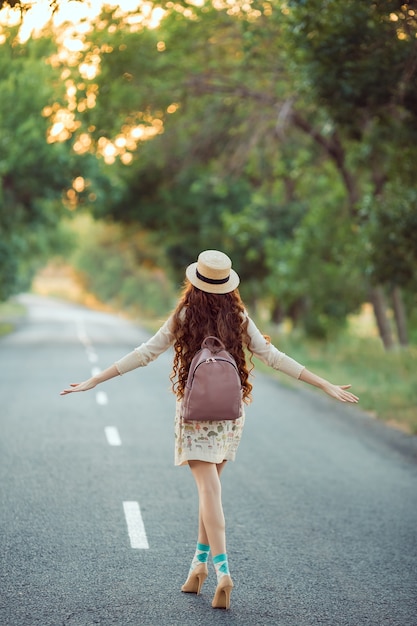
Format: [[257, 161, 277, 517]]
[[369, 286, 395, 350], [391, 285, 409, 347], [271, 301, 285, 325], [291, 112, 360, 217], [288, 297, 307, 328]]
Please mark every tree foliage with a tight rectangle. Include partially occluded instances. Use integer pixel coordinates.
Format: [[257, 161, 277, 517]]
[[0, 28, 70, 297], [287, 1, 417, 130], [1, 0, 416, 347]]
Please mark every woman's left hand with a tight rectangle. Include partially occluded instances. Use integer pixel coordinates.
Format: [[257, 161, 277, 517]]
[[323, 383, 359, 403]]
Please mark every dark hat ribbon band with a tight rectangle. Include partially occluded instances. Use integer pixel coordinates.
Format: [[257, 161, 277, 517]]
[[196, 269, 230, 285]]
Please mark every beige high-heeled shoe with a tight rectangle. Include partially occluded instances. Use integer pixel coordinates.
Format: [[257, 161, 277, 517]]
[[211, 574, 234, 609], [181, 563, 208, 595]]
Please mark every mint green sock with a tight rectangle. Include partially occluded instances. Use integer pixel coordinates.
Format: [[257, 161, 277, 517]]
[[213, 552, 230, 582], [188, 542, 210, 574]]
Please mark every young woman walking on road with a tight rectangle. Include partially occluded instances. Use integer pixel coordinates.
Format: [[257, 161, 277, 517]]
[[61, 250, 358, 610]]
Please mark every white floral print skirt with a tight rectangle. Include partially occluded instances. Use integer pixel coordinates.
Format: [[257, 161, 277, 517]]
[[174, 400, 246, 466]]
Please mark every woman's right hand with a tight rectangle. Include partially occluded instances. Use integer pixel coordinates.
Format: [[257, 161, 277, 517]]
[[60, 378, 97, 395], [60, 364, 120, 396]]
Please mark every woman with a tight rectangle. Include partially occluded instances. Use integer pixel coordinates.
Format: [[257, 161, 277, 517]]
[[61, 249, 358, 610]]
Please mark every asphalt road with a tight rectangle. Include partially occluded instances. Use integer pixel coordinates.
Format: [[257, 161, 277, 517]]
[[1, 294, 416, 626]]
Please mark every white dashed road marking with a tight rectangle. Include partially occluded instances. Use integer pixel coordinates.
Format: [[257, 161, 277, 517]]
[[87, 350, 98, 363], [76, 322, 145, 549], [76, 322, 90, 346], [123, 501, 149, 549], [105, 426, 122, 446], [96, 391, 108, 405]]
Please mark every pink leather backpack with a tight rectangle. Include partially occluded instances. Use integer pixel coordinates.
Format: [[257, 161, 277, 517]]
[[181, 336, 243, 422]]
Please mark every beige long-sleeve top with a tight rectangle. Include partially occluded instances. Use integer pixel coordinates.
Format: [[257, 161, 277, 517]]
[[115, 314, 305, 380]]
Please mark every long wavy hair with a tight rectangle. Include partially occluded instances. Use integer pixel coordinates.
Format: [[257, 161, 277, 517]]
[[170, 282, 254, 403]]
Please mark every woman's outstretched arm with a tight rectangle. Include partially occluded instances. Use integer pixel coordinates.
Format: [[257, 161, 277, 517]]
[[60, 315, 176, 396], [60, 364, 119, 395], [245, 316, 359, 404]]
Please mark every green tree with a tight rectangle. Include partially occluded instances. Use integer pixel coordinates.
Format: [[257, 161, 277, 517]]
[[284, 0, 417, 346], [70, 2, 307, 296], [69, 3, 365, 321], [0, 27, 72, 298]]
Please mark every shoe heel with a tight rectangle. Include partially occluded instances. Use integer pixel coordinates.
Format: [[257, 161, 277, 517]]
[[212, 575, 233, 609], [181, 564, 208, 594], [195, 572, 207, 595]]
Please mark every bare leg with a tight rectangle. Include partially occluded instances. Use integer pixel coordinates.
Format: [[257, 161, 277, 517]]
[[184, 460, 233, 607], [189, 460, 227, 557], [195, 461, 227, 546]]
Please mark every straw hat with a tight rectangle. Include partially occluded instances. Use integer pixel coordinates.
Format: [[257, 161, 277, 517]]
[[185, 250, 240, 294]]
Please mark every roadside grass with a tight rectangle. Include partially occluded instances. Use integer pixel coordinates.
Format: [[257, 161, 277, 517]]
[[0, 299, 26, 337], [255, 327, 417, 435]]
